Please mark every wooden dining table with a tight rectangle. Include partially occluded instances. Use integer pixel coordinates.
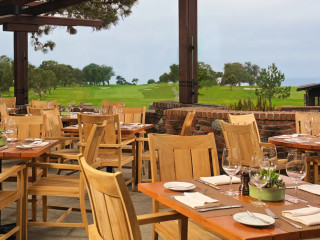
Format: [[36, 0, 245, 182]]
[[139, 176, 320, 240], [0, 140, 59, 239], [268, 135, 320, 152]]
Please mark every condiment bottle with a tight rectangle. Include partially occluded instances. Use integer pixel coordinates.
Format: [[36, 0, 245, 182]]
[[239, 168, 250, 196]]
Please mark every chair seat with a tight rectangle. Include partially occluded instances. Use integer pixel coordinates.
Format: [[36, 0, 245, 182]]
[[28, 175, 80, 197], [46, 149, 80, 159], [155, 220, 222, 240], [97, 153, 134, 167], [0, 191, 20, 210]]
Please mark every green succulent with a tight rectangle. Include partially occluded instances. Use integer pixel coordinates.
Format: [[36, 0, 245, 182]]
[[260, 168, 285, 189]]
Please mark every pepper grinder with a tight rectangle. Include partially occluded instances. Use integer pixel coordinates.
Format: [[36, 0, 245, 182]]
[[239, 168, 250, 196]]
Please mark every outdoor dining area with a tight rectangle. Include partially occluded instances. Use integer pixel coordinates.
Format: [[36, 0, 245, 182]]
[[0, 98, 320, 240]]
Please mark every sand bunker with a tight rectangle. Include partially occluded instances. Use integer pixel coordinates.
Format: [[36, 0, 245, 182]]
[[244, 88, 260, 91], [100, 87, 110, 90], [144, 89, 152, 91]]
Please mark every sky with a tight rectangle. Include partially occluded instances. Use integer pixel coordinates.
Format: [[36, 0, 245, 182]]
[[1, 0, 320, 86]]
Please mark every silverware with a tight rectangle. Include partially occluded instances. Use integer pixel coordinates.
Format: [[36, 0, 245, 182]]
[[197, 205, 242, 212], [265, 208, 302, 229], [246, 211, 272, 224], [0, 146, 8, 151], [195, 179, 220, 190], [285, 186, 295, 189]]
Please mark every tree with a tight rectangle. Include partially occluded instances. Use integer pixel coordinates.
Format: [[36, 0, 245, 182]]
[[73, 68, 86, 86], [39, 60, 59, 89], [169, 64, 179, 83], [147, 79, 156, 84], [31, 0, 138, 52], [29, 66, 57, 98], [56, 64, 75, 87], [244, 62, 260, 85], [221, 62, 249, 86], [0, 55, 13, 96], [83, 63, 114, 85], [159, 73, 171, 83], [99, 65, 115, 85], [132, 78, 139, 85], [198, 62, 218, 89], [224, 74, 237, 89], [116, 75, 127, 85], [255, 63, 290, 107]]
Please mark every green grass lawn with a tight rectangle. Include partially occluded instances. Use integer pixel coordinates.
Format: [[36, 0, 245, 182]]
[[2, 84, 304, 108]]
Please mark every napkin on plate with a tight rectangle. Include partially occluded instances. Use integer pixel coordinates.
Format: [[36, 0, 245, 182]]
[[19, 141, 50, 148], [174, 192, 219, 209], [282, 207, 320, 226], [200, 175, 241, 186], [298, 184, 320, 196]]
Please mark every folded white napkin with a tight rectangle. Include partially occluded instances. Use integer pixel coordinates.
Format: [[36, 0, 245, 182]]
[[174, 192, 219, 209], [19, 141, 50, 148], [282, 207, 320, 226], [298, 184, 320, 196], [200, 175, 241, 186]]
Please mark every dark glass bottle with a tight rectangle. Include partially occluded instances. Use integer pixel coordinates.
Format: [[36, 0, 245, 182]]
[[239, 168, 250, 196]]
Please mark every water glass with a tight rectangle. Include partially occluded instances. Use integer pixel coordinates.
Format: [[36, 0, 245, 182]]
[[222, 148, 241, 196], [286, 152, 307, 203], [304, 117, 313, 135], [261, 145, 277, 170]]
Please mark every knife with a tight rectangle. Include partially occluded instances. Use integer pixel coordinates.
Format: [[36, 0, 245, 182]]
[[198, 205, 242, 212], [195, 179, 220, 190]]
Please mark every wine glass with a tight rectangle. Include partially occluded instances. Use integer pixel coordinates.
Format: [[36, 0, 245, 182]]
[[261, 145, 277, 170], [222, 148, 241, 196], [3, 119, 17, 146], [286, 152, 307, 203], [78, 103, 84, 113], [47, 101, 53, 109], [250, 154, 270, 207], [304, 117, 313, 135]]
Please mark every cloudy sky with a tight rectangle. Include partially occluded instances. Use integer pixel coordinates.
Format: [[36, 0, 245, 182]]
[[1, 0, 320, 85]]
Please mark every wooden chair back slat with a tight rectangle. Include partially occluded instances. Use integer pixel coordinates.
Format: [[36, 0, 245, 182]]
[[228, 113, 260, 142], [2, 115, 46, 140], [80, 160, 141, 240], [149, 133, 220, 183], [0, 97, 16, 109], [180, 111, 196, 136], [119, 107, 146, 124], [41, 108, 63, 138], [101, 101, 125, 115], [30, 100, 58, 109], [220, 120, 259, 167], [0, 103, 9, 118], [295, 112, 320, 135]]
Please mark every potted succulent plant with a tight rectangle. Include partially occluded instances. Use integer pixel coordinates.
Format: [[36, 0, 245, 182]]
[[249, 168, 286, 202], [0, 128, 7, 147]]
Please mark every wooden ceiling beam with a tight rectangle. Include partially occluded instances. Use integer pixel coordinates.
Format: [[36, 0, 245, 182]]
[[3, 22, 38, 31], [21, 0, 87, 15], [0, 15, 102, 27]]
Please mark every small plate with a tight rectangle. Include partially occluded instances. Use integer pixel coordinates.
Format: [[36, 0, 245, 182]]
[[16, 145, 34, 149], [25, 138, 42, 142], [233, 212, 275, 226], [164, 182, 196, 191]]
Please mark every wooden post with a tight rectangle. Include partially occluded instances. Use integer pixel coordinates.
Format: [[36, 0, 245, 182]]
[[14, 31, 29, 105], [179, 0, 198, 104]]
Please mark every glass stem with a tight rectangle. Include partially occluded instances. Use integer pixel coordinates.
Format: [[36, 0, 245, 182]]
[[229, 176, 232, 192], [258, 187, 261, 202], [295, 181, 298, 198]]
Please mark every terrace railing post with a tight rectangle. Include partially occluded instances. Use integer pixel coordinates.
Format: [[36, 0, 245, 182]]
[[14, 31, 29, 106], [179, 0, 198, 104]]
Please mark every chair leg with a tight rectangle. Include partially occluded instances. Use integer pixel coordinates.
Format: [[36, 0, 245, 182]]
[[42, 196, 48, 222], [16, 198, 22, 240], [22, 167, 28, 240], [152, 223, 159, 240], [79, 177, 88, 234], [314, 161, 319, 184]]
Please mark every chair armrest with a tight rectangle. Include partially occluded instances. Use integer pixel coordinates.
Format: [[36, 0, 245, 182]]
[[259, 142, 275, 148], [136, 137, 148, 142], [44, 137, 79, 141], [137, 210, 184, 225], [27, 162, 80, 170], [0, 165, 26, 182], [121, 138, 136, 145]]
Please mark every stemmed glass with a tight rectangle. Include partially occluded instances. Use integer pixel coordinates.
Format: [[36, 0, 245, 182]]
[[69, 101, 75, 117], [286, 152, 307, 203], [222, 148, 241, 196], [250, 154, 270, 207], [78, 103, 84, 113], [304, 117, 313, 135], [261, 145, 277, 170], [47, 101, 53, 109], [3, 119, 17, 146]]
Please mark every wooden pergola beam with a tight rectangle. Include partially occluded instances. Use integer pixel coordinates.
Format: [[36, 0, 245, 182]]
[[3, 22, 38, 31], [0, 15, 103, 27], [21, 0, 87, 15]]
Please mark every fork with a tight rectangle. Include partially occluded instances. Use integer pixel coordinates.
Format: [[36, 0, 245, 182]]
[[246, 211, 272, 224], [265, 208, 302, 229]]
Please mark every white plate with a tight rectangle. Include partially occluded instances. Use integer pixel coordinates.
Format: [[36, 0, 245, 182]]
[[25, 138, 42, 142], [163, 182, 196, 191], [233, 212, 275, 226], [16, 145, 34, 149]]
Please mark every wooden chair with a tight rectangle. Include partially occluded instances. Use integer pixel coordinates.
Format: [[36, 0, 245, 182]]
[[0, 102, 9, 119], [27, 106, 58, 116], [220, 120, 261, 167], [228, 113, 287, 169], [0, 164, 27, 240], [26, 121, 107, 231], [30, 100, 58, 109], [0, 97, 16, 109], [79, 159, 187, 240], [138, 111, 196, 184], [78, 114, 136, 189], [148, 133, 221, 240], [101, 101, 125, 115], [295, 112, 320, 183], [119, 106, 146, 125]]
